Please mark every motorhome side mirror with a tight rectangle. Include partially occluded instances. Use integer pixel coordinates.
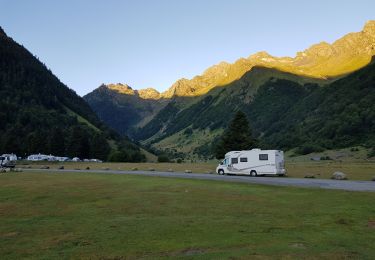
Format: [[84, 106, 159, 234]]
[[220, 162, 223, 165]]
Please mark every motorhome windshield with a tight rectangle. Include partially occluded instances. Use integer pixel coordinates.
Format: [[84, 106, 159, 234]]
[[221, 158, 228, 166]]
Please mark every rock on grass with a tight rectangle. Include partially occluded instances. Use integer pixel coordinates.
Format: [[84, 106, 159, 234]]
[[331, 171, 347, 180]]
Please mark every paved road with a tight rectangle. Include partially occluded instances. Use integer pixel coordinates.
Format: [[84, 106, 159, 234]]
[[23, 168, 375, 192]]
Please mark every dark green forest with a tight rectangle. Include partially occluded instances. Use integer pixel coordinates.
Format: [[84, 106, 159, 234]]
[[0, 27, 145, 161], [253, 63, 375, 154]]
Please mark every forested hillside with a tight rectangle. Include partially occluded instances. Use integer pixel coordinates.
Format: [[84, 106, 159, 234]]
[[0, 26, 145, 161], [84, 84, 167, 136], [255, 60, 375, 154], [134, 67, 325, 158], [134, 62, 374, 159], [84, 21, 375, 159]]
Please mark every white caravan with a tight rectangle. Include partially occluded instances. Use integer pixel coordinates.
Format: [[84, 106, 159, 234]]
[[1, 154, 17, 161], [27, 154, 50, 161], [0, 154, 17, 168], [216, 149, 286, 176]]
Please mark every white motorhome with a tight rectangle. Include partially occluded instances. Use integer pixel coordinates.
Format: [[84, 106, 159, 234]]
[[0, 154, 17, 168], [216, 149, 286, 176], [27, 154, 50, 161], [1, 154, 17, 161]]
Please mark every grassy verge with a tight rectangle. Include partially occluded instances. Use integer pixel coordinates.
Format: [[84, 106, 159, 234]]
[[17, 161, 375, 181], [0, 172, 375, 259]]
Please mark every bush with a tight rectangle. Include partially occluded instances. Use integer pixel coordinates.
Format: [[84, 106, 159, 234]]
[[183, 128, 193, 136], [176, 158, 183, 163], [368, 148, 375, 158], [296, 144, 324, 155], [158, 154, 170, 163], [108, 151, 128, 162]]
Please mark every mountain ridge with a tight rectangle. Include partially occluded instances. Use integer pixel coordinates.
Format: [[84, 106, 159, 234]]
[[85, 21, 375, 159], [97, 20, 375, 99], [138, 61, 375, 159]]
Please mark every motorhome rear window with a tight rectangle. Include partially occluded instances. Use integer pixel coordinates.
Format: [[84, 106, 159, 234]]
[[240, 157, 248, 162], [259, 154, 268, 160], [231, 158, 238, 164]]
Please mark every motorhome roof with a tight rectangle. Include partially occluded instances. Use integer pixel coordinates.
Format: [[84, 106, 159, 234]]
[[225, 149, 282, 156]]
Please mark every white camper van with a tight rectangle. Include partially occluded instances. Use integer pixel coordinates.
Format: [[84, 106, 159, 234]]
[[0, 154, 17, 168], [216, 149, 286, 176]]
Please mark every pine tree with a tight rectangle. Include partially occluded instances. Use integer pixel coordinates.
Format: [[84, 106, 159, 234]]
[[67, 126, 90, 159], [47, 128, 65, 156], [90, 133, 110, 160], [214, 110, 256, 159]]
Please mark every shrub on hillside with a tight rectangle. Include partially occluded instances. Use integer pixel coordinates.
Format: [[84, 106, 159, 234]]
[[296, 144, 324, 155], [176, 158, 183, 163], [183, 128, 193, 136], [158, 154, 170, 163]]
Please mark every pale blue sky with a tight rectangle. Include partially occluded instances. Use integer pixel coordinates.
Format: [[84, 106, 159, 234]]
[[0, 0, 374, 95]]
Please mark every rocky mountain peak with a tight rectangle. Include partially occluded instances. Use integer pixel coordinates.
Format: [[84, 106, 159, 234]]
[[249, 51, 273, 59], [363, 20, 375, 35], [138, 88, 161, 100], [92, 21, 375, 100], [106, 83, 135, 95], [161, 78, 192, 98], [302, 41, 335, 57]]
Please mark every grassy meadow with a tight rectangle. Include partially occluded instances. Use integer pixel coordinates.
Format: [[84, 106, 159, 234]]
[[1, 171, 375, 259]]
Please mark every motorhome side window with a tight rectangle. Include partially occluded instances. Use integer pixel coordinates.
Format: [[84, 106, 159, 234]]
[[231, 158, 238, 164], [240, 157, 247, 162], [259, 154, 268, 160]]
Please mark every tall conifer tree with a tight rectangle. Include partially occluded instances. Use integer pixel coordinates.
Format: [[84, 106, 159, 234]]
[[215, 111, 256, 159]]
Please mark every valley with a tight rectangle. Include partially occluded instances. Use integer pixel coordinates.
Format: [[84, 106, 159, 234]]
[[84, 21, 375, 160], [1, 4, 375, 259]]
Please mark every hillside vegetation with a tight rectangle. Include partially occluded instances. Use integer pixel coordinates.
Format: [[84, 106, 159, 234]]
[[84, 21, 375, 159], [144, 62, 375, 159], [253, 61, 375, 153], [0, 27, 145, 161]]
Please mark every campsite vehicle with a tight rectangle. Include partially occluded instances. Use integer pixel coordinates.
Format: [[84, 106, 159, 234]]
[[1, 153, 17, 161], [0, 154, 16, 168], [216, 149, 286, 176], [27, 154, 69, 161], [27, 154, 50, 161]]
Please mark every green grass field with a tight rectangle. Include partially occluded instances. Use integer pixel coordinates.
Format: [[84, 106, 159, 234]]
[[1, 172, 375, 259]]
